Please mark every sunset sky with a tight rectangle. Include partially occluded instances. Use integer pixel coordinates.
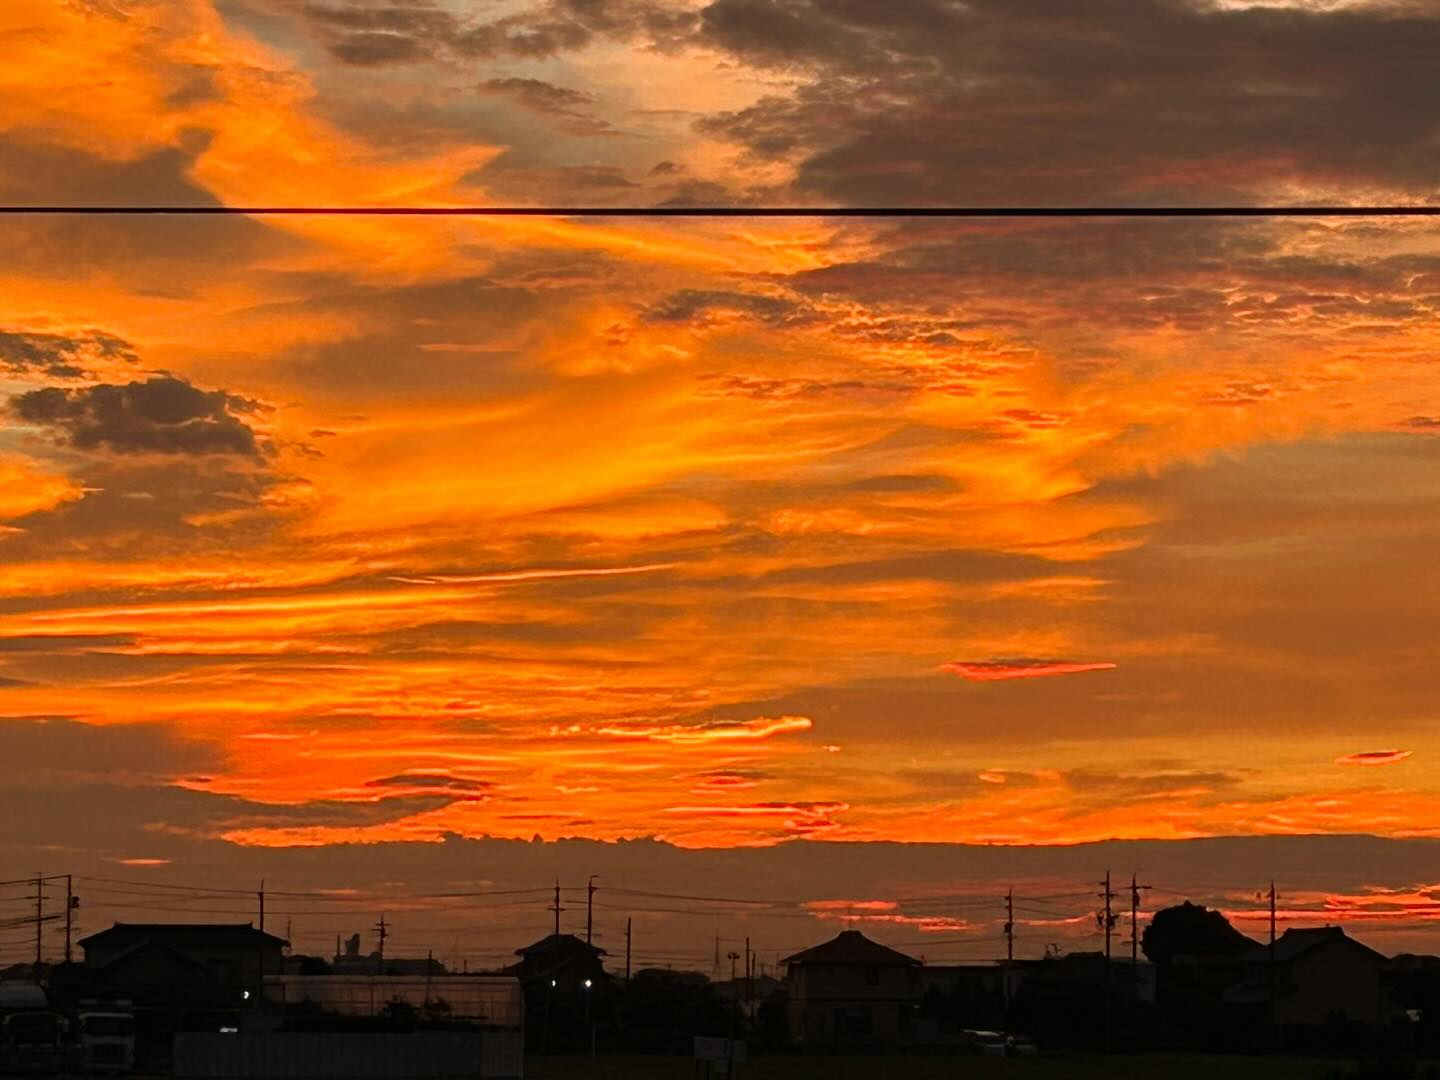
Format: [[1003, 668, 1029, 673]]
[[3, 0, 1440, 964]]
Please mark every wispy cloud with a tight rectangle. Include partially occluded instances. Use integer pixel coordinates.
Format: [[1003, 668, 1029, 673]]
[[1336, 750, 1413, 767], [587, 716, 813, 744], [941, 658, 1118, 682]]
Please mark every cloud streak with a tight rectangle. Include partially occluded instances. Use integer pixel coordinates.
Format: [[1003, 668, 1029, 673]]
[[941, 658, 1119, 682]]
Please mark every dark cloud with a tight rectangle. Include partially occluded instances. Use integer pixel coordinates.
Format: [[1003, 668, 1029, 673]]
[[642, 288, 814, 326], [774, 220, 1440, 343], [1062, 768, 1246, 797], [700, 373, 912, 401], [478, 77, 594, 114], [364, 772, 495, 796], [9, 375, 265, 457], [327, 30, 431, 63], [0, 329, 136, 379], [297, 0, 697, 66], [0, 635, 136, 653], [465, 160, 641, 204], [477, 77, 618, 136], [283, 0, 1440, 205], [692, 0, 1440, 204], [0, 717, 219, 788]]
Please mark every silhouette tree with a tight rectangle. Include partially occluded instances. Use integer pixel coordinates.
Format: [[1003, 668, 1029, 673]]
[[1141, 901, 1257, 967]]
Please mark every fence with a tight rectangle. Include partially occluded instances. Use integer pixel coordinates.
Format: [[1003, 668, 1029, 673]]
[[173, 1031, 525, 1079]]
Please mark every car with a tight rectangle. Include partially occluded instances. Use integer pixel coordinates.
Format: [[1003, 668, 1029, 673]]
[[962, 1029, 1009, 1056]]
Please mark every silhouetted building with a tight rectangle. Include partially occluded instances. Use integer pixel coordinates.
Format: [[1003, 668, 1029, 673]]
[[79, 923, 287, 1005], [504, 934, 606, 991], [71, 923, 287, 1071], [915, 961, 1034, 1038], [1224, 927, 1391, 1028], [782, 930, 920, 1046], [1008, 952, 1156, 1050]]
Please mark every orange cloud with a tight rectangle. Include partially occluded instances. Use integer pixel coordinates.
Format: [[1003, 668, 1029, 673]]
[[1336, 750, 1414, 767], [0, 456, 81, 521], [941, 658, 1119, 681], [587, 716, 814, 745]]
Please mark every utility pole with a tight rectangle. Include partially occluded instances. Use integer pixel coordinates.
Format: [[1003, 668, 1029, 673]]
[[726, 950, 741, 1074], [1129, 873, 1152, 969], [1097, 871, 1117, 1052], [1129, 872, 1152, 1013], [625, 917, 632, 980], [258, 879, 265, 933], [744, 936, 752, 1011], [713, 932, 720, 980], [550, 880, 563, 936], [586, 876, 597, 946], [1269, 880, 1278, 1048], [64, 876, 75, 965], [1003, 888, 1015, 1009], [374, 914, 389, 974], [33, 874, 44, 969]]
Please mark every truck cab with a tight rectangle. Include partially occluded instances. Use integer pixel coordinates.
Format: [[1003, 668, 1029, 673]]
[[0, 1009, 65, 1075], [77, 1010, 136, 1074]]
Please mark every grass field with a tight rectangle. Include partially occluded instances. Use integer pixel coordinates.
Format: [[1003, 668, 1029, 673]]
[[526, 1051, 1351, 1080]]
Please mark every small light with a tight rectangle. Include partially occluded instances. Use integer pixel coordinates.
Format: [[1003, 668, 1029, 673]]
[[583, 979, 592, 989], [550, 980, 557, 988], [241, 990, 251, 1000]]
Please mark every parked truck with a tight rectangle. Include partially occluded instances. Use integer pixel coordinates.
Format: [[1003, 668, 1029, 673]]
[[0, 1003, 66, 1075], [76, 1010, 136, 1074]]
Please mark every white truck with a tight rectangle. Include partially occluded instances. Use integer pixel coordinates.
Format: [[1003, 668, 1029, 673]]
[[76, 1010, 136, 1074], [0, 986, 65, 1076]]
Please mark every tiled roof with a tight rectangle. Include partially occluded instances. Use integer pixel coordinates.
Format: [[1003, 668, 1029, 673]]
[[78, 923, 288, 950], [782, 930, 919, 967]]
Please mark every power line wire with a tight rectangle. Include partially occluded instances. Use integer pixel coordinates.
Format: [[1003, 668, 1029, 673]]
[[1, 205, 1438, 218]]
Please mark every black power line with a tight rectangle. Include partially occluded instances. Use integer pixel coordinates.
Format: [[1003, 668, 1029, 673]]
[[0, 205, 1438, 218]]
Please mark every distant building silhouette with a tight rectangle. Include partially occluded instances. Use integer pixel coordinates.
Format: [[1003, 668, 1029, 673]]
[[504, 933, 606, 991], [782, 930, 920, 1046], [77, 923, 286, 1006], [1224, 926, 1391, 1028]]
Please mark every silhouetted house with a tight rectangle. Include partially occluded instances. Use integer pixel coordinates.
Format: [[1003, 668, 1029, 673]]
[[782, 930, 920, 1046], [915, 962, 1034, 1037], [73, 923, 287, 1070], [504, 934, 606, 991], [79, 923, 287, 1006], [1224, 927, 1391, 1029], [504, 935, 607, 1053], [1386, 954, 1440, 1050], [1008, 952, 1156, 1050]]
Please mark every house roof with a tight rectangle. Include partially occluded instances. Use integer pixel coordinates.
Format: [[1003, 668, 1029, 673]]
[[78, 923, 288, 951], [1243, 927, 1386, 967], [782, 930, 919, 967], [513, 933, 607, 958], [89, 941, 208, 974]]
